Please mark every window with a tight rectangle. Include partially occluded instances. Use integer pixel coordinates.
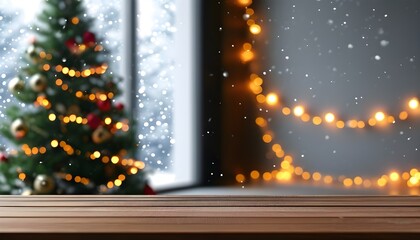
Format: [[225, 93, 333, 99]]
[[216, 0, 420, 195], [0, 0, 197, 191]]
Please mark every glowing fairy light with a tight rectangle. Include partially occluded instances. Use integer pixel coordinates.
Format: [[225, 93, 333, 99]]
[[266, 93, 278, 106], [293, 106, 304, 117], [324, 113, 335, 123], [409, 98, 419, 110]]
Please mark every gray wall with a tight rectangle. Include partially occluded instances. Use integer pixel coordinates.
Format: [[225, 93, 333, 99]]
[[258, 0, 420, 176]]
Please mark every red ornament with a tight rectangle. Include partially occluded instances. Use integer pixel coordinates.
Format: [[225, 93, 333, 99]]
[[65, 38, 77, 53], [83, 32, 96, 47], [143, 183, 155, 195], [87, 113, 101, 129], [0, 153, 8, 163], [115, 102, 124, 111], [97, 99, 112, 112]]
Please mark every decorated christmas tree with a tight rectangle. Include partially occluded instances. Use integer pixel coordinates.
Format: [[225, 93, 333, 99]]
[[0, 0, 150, 194]]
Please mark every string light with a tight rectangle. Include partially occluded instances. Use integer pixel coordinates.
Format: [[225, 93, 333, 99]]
[[234, 1, 420, 191]]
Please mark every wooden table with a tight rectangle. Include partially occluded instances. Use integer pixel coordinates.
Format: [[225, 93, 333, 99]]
[[0, 195, 420, 239]]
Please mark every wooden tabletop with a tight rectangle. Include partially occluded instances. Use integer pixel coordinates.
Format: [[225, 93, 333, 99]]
[[0, 195, 420, 239]]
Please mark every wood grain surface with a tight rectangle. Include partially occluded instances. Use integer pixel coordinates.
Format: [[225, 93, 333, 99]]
[[0, 195, 420, 239]]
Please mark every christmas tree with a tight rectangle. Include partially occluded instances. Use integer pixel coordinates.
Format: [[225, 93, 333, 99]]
[[0, 0, 150, 194]]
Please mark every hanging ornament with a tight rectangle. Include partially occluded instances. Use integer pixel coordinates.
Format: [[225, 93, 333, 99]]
[[97, 99, 112, 112], [83, 31, 96, 47], [26, 44, 38, 59], [33, 174, 56, 194], [115, 102, 124, 111], [0, 152, 8, 163], [65, 38, 78, 54], [92, 126, 112, 144], [8, 77, 25, 93], [10, 118, 28, 139], [29, 74, 47, 92], [87, 113, 101, 129], [66, 105, 81, 115]]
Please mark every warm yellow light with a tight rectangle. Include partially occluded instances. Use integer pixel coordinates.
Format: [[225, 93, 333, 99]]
[[130, 167, 139, 175], [324, 113, 335, 123], [111, 156, 120, 164], [249, 24, 261, 34], [256, 94, 265, 103], [93, 151, 101, 158], [284, 155, 293, 163], [336, 120, 345, 129], [280, 160, 290, 169], [236, 174, 245, 183], [375, 111, 385, 121], [409, 177, 419, 185], [275, 150, 285, 158], [115, 122, 123, 129], [368, 118, 376, 126], [323, 175, 333, 184], [114, 179, 122, 187], [387, 116, 395, 124], [347, 120, 358, 128], [377, 178, 387, 187], [262, 172, 272, 181], [402, 172, 411, 180], [250, 170, 260, 180], [343, 178, 353, 187], [266, 93, 278, 106], [294, 167, 303, 175], [293, 106, 304, 117], [18, 173, 26, 181], [104, 117, 112, 125], [241, 50, 254, 62], [262, 134, 272, 143], [312, 116, 322, 125], [65, 174, 72, 181], [253, 77, 263, 86], [62, 67, 69, 74], [68, 69, 76, 77], [255, 117, 266, 127], [48, 113, 56, 121], [74, 176, 81, 183], [39, 147, 46, 154], [357, 121, 365, 129], [399, 111, 408, 120], [246, 8, 254, 15], [242, 43, 252, 51], [272, 144, 282, 152], [42, 64, 50, 71], [312, 172, 322, 181], [237, 0, 252, 6], [301, 172, 311, 180], [69, 114, 76, 122], [354, 176, 363, 185], [71, 17, 79, 25], [408, 98, 419, 109], [51, 140, 58, 148], [282, 107, 291, 116], [301, 113, 310, 122], [390, 172, 400, 182]]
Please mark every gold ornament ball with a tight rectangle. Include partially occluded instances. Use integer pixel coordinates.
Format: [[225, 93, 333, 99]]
[[92, 126, 112, 144], [33, 174, 55, 194], [10, 118, 28, 139], [29, 74, 47, 92], [8, 77, 25, 93]]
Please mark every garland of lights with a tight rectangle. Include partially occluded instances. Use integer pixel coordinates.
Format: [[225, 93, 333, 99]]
[[234, 0, 420, 191]]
